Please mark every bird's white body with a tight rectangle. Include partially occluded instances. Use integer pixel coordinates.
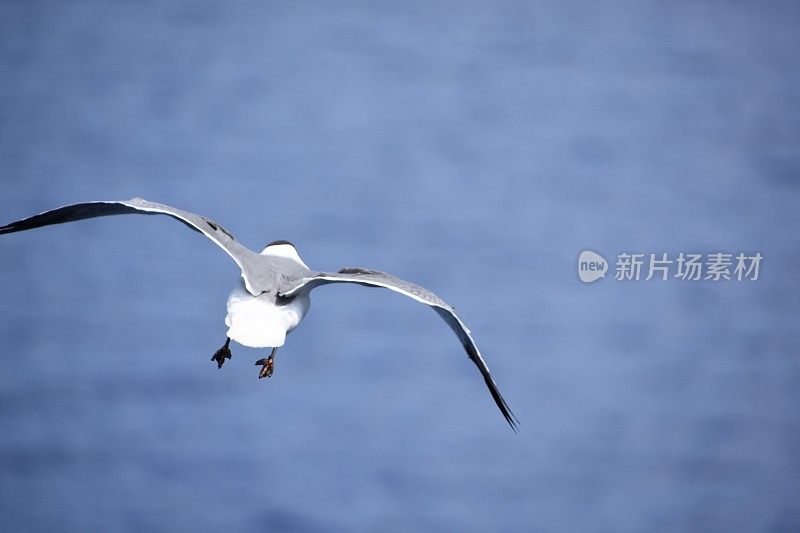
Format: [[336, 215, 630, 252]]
[[224, 242, 311, 348], [225, 282, 309, 348]]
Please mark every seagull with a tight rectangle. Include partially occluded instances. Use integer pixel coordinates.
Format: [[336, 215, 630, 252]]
[[0, 198, 517, 430]]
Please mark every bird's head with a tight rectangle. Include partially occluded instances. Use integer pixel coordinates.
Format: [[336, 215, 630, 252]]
[[260, 240, 309, 268]]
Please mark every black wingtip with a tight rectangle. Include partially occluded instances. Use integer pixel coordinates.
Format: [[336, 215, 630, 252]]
[[504, 406, 520, 433], [483, 375, 519, 433], [501, 409, 519, 433], [0, 219, 28, 235], [508, 418, 520, 433], [502, 403, 520, 433]]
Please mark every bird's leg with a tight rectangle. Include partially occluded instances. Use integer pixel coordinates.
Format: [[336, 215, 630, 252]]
[[212, 337, 232, 369], [255, 347, 277, 379]]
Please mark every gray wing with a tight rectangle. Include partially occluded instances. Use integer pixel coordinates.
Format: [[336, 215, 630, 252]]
[[0, 197, 269, 295], [279, 267, 518, 431]]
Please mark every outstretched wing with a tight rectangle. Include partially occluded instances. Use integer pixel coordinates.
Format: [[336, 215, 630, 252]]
[[0, 197, 269, 295], [279, 267, 518, 431]]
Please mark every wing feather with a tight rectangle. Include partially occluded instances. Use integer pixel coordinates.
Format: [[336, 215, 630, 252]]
[[280, 268, 518, 430], [0, 198, 269, 295]]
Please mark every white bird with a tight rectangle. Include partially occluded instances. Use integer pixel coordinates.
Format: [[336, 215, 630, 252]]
[[0, 198, 517, 430]]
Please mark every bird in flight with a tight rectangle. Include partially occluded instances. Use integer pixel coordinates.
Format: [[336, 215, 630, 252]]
[[0, 198, 517, 430]]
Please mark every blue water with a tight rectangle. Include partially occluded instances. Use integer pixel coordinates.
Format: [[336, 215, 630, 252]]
[[1, 1, 799, 531]]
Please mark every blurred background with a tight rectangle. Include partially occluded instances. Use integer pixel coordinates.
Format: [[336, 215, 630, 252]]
[[1, 1, 798, 531]]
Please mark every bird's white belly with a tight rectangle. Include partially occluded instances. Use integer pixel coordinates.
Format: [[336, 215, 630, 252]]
[[224, 282, 310, 348]]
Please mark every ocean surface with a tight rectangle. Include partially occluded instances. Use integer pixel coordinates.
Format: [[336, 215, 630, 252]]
[[1, 1, 799, 531]]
